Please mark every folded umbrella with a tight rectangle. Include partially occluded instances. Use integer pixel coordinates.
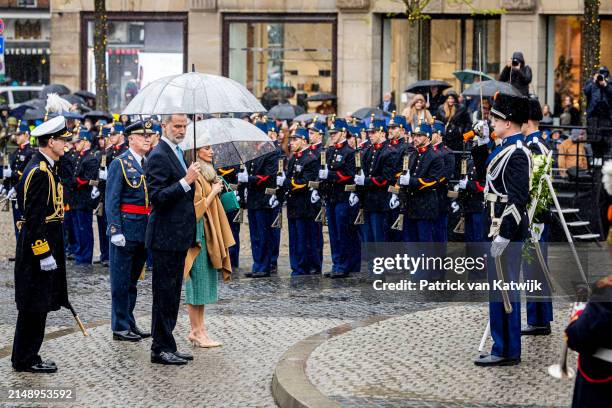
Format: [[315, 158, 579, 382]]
[[179, 118, 275, 168]]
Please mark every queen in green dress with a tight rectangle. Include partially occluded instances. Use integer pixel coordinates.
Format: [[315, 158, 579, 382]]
[[183, 145, 235, 348]]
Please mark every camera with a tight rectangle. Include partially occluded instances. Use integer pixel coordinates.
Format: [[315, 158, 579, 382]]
[[511, 59, 520, 67], [597, 74, 604, 82]]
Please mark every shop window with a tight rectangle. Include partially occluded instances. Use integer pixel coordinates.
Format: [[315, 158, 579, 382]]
[[85, 19, 185, 112], [226, 19, 335, 112], [551, 16, 582, 112]]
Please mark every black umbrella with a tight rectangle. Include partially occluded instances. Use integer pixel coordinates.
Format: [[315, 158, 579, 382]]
[[9, 103, 37, 119], [306, 93, 337, 102], [351, 107, 390, 120], [22, 108, 46, 121], [40, 84, 71, 99], [84, 110, 113, 123], [404, 79, 451, 95], [74, 90, 96, 100], [462, 80, 522, 98], [267, 103, 305, 121], [292, 113, 329, 124], [21, 98, 46, 110], [64, 94, 86, 105]]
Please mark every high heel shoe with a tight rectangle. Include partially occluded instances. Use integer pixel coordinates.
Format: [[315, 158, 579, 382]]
[[190, 336, 222, 348]]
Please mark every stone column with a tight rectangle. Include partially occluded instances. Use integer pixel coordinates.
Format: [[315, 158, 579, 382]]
[[188, 7, 221, 74], [337, 11, 382, 116], [50, 12, 81, 91]]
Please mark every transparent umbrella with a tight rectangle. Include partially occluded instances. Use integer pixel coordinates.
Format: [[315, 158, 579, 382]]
[[179, 118, 275, 168]]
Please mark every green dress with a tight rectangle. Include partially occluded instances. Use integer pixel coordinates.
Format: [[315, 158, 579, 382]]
[[184, 219, 219, 305]]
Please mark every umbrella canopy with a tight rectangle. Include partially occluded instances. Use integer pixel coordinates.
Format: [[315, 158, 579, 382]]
[[64, 94, 86, 105], [306, 93, 337, 102], [404, 79, 451, 95], [21, 98, 46, 110], [462, 80, 522, 98], [292, 112, 328, 124], [74, 90, 96, 100], [351, 107, 391, 121], [267, 103, 305, 121], [63, 111, 84, 120], [122, 72, 265, 115], [179, 118, 275, 168], [84, 110, 114, 123], [9, 103, 37, 119], [40, 84, 71, 99], [22, 108, 46, 121], [452, 69, 495, 85]]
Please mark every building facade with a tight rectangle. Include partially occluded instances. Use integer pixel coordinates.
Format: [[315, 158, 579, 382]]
[[48, 0, 612, 115], [0, 0, 51, 85]]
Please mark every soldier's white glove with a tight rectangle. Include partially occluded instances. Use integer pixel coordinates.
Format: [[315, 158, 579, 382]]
[[349, 192, 359, 207], [354, 170, 365, 186], [40, 255, 57, 271], [310, 189, 320, 204], [318, 168, 329, 180], [3, 167, 12, 178], [269, 195, 279, 209], [111, 233, 126, 247], [7, 187, 16, 200], [276, 172, 286, 187], [234, 190, 240, 203], [0, 185, 6, 196], [389, 193, 400, 209], [531, 223, 545, 241], [98, 169, 107, 180], [458, 176, 468, 190], [490, 235, 510, 258], [237, 168, 249, 183], [399, 174, 410, 186], [91, 186, 100, 200]]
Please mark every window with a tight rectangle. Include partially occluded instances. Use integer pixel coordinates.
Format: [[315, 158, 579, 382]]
[[224, 15, 337, 112], [83, 15, 186, 112], [18, 0, 37, 7], [12, 90, 36, 104]]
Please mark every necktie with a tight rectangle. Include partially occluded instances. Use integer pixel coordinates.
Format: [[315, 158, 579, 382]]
[[175, 146, 187, 171], [140, 157, 145, 169]]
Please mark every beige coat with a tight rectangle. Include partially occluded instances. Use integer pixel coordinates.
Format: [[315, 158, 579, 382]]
[[184, 173, 236, 282]]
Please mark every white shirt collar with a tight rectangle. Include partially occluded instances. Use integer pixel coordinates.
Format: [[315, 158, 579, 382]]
[[128, 148, 144, 165], [161, 136, 177, 149], [39, 151, 55, 168]]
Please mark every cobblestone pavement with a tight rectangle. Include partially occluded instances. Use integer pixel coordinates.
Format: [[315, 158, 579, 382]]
[[0, 211, 609, 407]]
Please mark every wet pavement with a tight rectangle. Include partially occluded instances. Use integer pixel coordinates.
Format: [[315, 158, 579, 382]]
[[0, 211, 609, 407]]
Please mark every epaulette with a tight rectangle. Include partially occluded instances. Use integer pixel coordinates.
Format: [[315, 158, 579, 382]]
[[39, 161, 48, 172]]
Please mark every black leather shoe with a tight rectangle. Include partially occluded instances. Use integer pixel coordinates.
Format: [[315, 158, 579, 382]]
[[8, 257, 15, 262], [101, 261, 109, 268], [113, 331, 141, 342], [244, 272, 253, 278], [330, 272, 349, 279], [14, 361, 57, 373], [521, 324, 551, 336], [131, 326, 151, 338], [474, 354, 520, 366], [251, 272, 270, 278], [151, 351, 187, 365], [173, 351, 193, 361]]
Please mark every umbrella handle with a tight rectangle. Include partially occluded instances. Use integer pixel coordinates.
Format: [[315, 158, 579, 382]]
[[192, 114, 197, 163]]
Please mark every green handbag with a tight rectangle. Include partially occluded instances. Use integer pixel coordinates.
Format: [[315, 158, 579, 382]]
[[219, 177, 240, 213]]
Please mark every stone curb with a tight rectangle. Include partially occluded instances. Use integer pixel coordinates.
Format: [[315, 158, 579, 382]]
[[272, 315, 393, 408]]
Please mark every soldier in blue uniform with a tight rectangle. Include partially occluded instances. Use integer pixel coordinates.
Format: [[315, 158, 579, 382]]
[[357, 119, 394, 243], [217, 164, 241, 273], [387, 115, 411, 242], [105, 121, 153, 341], [318, 118, 357, 277], [307, 120, 325, 273], [58, 138, 79, 259], [238, 120, 279, 277], [267, 120, 284, 274], [475, 93, 530, 366], [278, 127, 319, 276], [398, 122, 444, 243], [71, 127, 99, 265], [2, 121, 35, 243], [92, 126, 112, 267], [431, 120, 455, 243], [521, 95, 553, 336]]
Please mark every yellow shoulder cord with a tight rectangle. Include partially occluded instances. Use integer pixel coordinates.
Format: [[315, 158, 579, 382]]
[[119, 159, 148, 207]]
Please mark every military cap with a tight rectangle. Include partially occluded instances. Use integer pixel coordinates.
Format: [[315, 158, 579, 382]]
[[490, 93, 529, 124], [309, 121, 326, 134], [291, 127, 309, 141], [30, 115, 72, 140], [412, 122, 433, 137], [112, 123, 125, 134], [125, 120, 155, 135], [101, 127, 112, 137], [368, 118, 387, 133], [152, 123, 162, 135], [527, 95, 543, 121], [17, 120, 30, 134], [255, 120, 268, 133], [329, 118, 348, 134], [75, 126, 93, 142], [432, 120, 445, 136], [267, 120, 278, 133], [389, 114, 407, 129]]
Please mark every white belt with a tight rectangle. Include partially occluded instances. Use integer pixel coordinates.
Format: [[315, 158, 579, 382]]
[[485, 193, 508, 203], [594, 347, 612, 363]]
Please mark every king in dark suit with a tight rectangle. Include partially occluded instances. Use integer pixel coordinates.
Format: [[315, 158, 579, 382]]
[[145, 114, 199, 365]]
